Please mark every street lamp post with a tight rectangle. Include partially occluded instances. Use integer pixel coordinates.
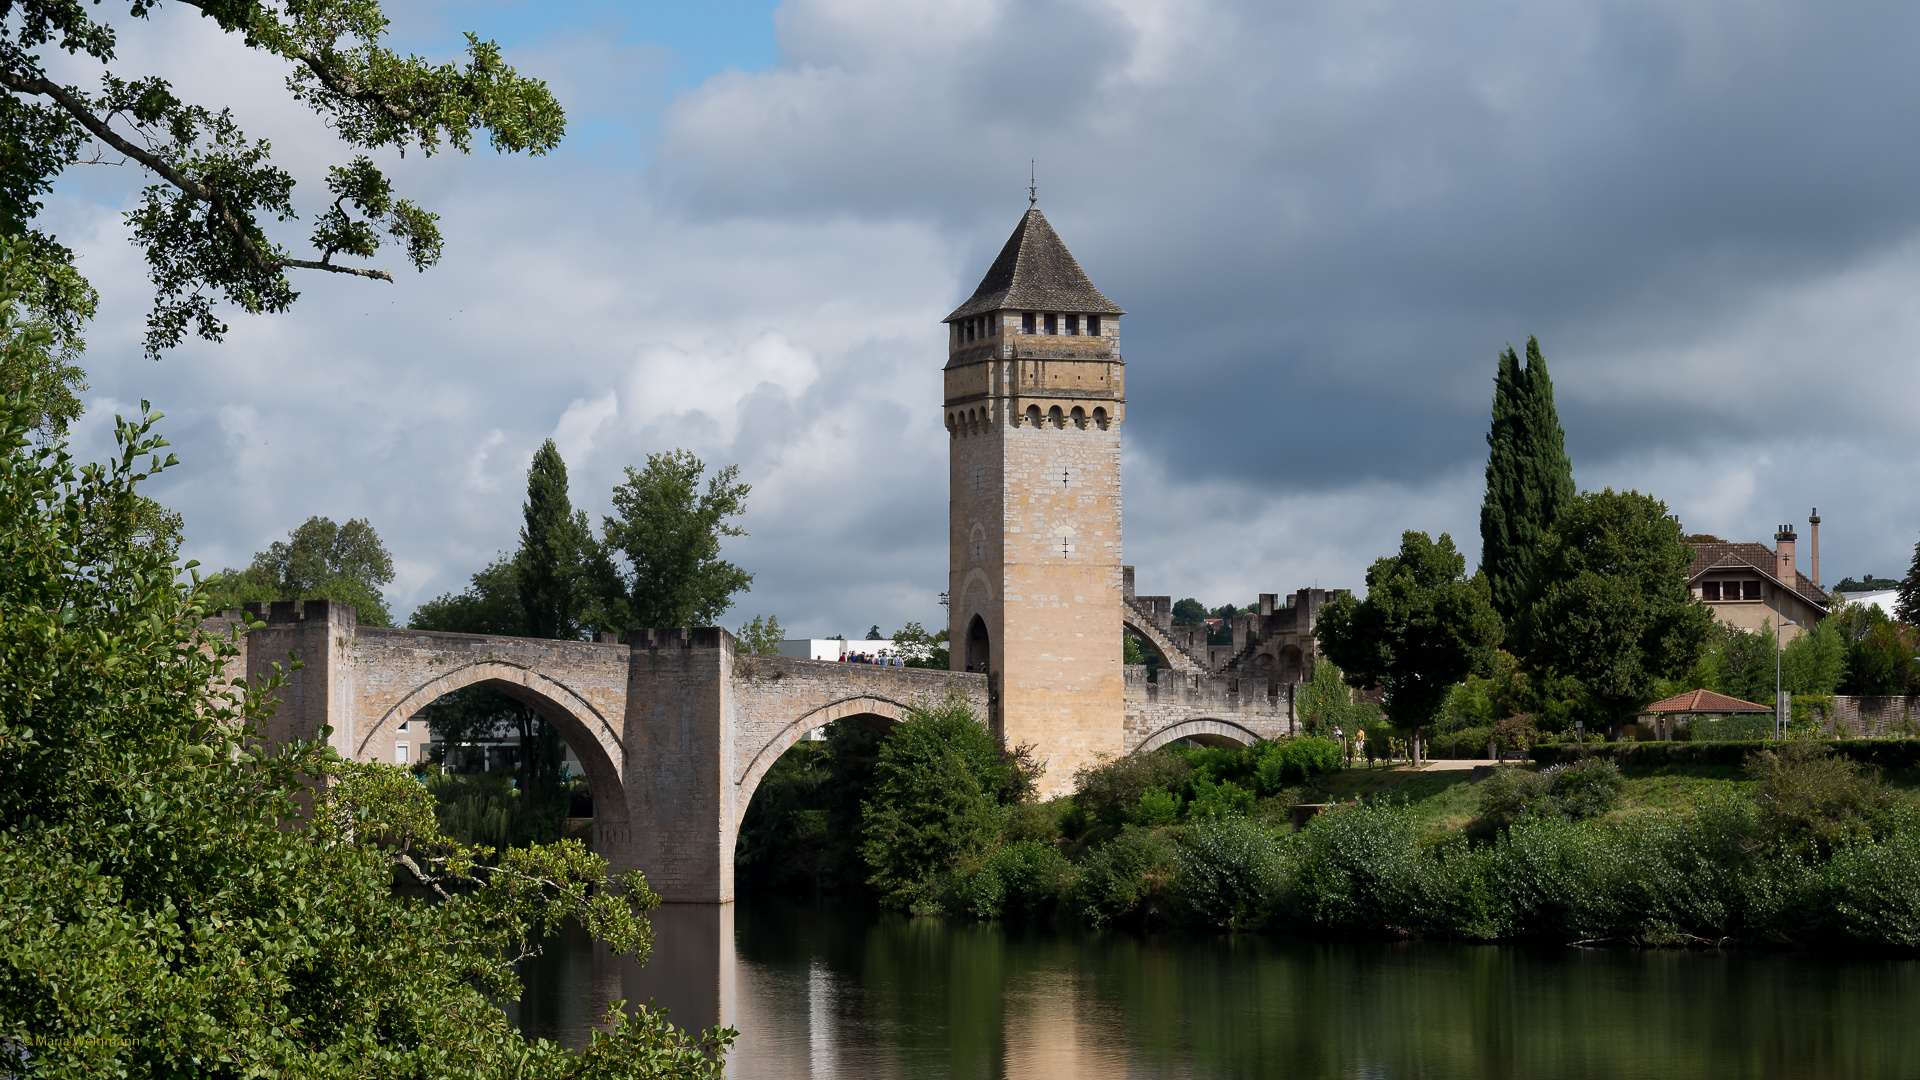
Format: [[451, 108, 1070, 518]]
[[1775, 618, 1797, 740]]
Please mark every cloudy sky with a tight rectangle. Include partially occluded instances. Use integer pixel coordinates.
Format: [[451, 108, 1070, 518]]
[[45, 0, 1920, 635]]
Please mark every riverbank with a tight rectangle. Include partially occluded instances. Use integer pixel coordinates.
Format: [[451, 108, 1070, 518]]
[[738, 712, 1920, 949]]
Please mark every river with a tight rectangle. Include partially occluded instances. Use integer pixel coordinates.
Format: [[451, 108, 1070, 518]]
[[507, 898, 1920, 1079]]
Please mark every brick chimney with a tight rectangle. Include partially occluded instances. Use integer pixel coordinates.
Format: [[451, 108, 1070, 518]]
[[1808, 508, 1821, 591], [1774, 524, 1797, 586]]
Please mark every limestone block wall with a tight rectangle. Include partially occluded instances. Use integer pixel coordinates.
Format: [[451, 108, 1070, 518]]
[[619, 628, 735, 902], [346, 627, 630, 773], [1122, 665, 1295, 753], [728, 657, 990, 821]]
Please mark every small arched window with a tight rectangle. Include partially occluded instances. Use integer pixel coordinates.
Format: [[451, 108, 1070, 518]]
[[1025, 404, 1042, 427]]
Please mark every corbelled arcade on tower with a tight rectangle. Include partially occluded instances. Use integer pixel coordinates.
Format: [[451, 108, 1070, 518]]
[[943, 208, 1130, 791]]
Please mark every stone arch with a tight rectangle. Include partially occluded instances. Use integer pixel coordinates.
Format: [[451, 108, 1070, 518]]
[[1135, 718, 1263, 754], [966, 614, 991, 673], [734, 695, 914, 827], [1070, 405, 1087, 429], [1092, 406, 1109, 430], [1120, 609, 1202, 674], [364, 659, 629, 834], [1024, 404, 1041, 427], [1279, 644, 1304, 684], [1048, 405, 1064, 429]]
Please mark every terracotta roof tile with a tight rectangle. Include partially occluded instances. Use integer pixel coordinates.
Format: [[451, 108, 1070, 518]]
[[946, 209, 1124, 321], [1687, 541, 1829, 608], [1644, 689, 1773, 714]]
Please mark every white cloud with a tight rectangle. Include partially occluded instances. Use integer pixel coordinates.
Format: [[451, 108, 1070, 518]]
[[32, 0, 1920, 633]]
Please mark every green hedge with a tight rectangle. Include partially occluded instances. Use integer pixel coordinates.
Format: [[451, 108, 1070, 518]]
[[1429, 726, 1493, 760], [1531, 739, 1920, 770]]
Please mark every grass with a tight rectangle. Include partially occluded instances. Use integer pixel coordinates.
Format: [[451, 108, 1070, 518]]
[[1263, 759, 1920, 839]]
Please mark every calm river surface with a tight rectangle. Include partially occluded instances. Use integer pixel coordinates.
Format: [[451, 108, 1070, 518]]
[[507, 898, 1920, 1079]]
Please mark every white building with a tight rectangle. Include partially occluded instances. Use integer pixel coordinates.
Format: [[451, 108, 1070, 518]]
[[777, 637, 909, 662]]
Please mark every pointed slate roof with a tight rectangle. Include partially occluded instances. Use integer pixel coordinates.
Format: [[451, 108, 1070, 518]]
[[945, 209, 1124, 322]]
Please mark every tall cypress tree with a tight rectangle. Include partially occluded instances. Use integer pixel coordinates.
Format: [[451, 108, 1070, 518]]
[[1480, 335, 1575, 632], [517, 439, 591, 640]]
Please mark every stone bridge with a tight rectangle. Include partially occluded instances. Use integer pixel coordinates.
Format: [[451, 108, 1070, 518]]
[[209, 599, 987, 903]]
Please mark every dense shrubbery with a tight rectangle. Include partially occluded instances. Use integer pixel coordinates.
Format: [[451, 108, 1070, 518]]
[[735, 703, 1920, 948], [1531, 738, 1920, 769], [1430, 726, 1493, 759]]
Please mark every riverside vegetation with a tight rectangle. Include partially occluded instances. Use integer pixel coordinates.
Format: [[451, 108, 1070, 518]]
[[739, 698, 1920, 948]]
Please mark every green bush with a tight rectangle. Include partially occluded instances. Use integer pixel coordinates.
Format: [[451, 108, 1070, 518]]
[[953, 840, 1071, 919], [1687, 715, 1776, 742], [1429, 726, 1494, 759], [1073, 827, 1180, 927], [1073, 750, 1192, 826], [1125, 786, 1182, 827], [1004, 798, 1072, 844], [1820, 824, 1920, 947], [1468, 768, 1553, 837], [1545, 757, 1625, 820], [1252, 736, 1343, 792], [1289, 801, 1427, 932], [1746, 742, 1895, 858], [1174, 816, 1287, 927], [1492, 814, 1636, 940], [1186, 777, 1255, 819]]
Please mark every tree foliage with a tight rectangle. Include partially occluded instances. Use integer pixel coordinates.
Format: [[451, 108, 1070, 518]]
[[517, 438, 602, 641], [0, 234, 87, 440], [603, 449, 752, 631], [1898, 535, 1920, 626], [1522, 489, 1715, 725], [859, 697, 1024, 912], [1296, 654, 1378, 733], [1314, 531, 1502, 736], [895, 620, 950, 669], [0, 0, 565, 355], [735, 614, 783, 656], [1480, 336, 1576, 631], [410, 551, 522, 636], [206, 513, 395, 625], [0, 390, 729, 1076]]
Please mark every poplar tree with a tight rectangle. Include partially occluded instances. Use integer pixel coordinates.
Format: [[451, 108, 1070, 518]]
[[1896, 536, 1920, 626], [516, 438, 595, 640], [1480, 336, 1575, 633]]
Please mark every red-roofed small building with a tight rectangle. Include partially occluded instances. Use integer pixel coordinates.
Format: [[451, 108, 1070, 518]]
[[1686, 510, 1829, 646]]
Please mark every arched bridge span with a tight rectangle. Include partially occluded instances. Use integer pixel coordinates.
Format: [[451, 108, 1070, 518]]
[[205, 600, 987, 903]]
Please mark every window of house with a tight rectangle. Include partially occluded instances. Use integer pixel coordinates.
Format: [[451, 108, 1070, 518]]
[[1702, 582, 1721, 601], [1066, 314, 1080, 335], [1022, 312, 1036, 333], [1743, 581, 1761, 600], [395, 742, 409, 765], [1089, 315, 1101, 335], [1044, 313, 1058, 335]]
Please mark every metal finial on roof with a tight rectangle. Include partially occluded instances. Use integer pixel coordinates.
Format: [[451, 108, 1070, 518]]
[[1029, 160, 1036, 208]]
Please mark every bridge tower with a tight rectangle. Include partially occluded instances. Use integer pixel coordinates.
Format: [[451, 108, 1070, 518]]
[[943, 208, 1127, 792]]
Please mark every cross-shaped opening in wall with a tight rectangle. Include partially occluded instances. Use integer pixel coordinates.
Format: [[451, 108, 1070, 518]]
[[1058, 536, 1072, 558], [1060, 467, 1071, 488]]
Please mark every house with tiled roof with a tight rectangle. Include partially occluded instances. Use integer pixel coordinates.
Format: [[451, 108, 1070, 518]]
[[1686, 511, 1829, 645]]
